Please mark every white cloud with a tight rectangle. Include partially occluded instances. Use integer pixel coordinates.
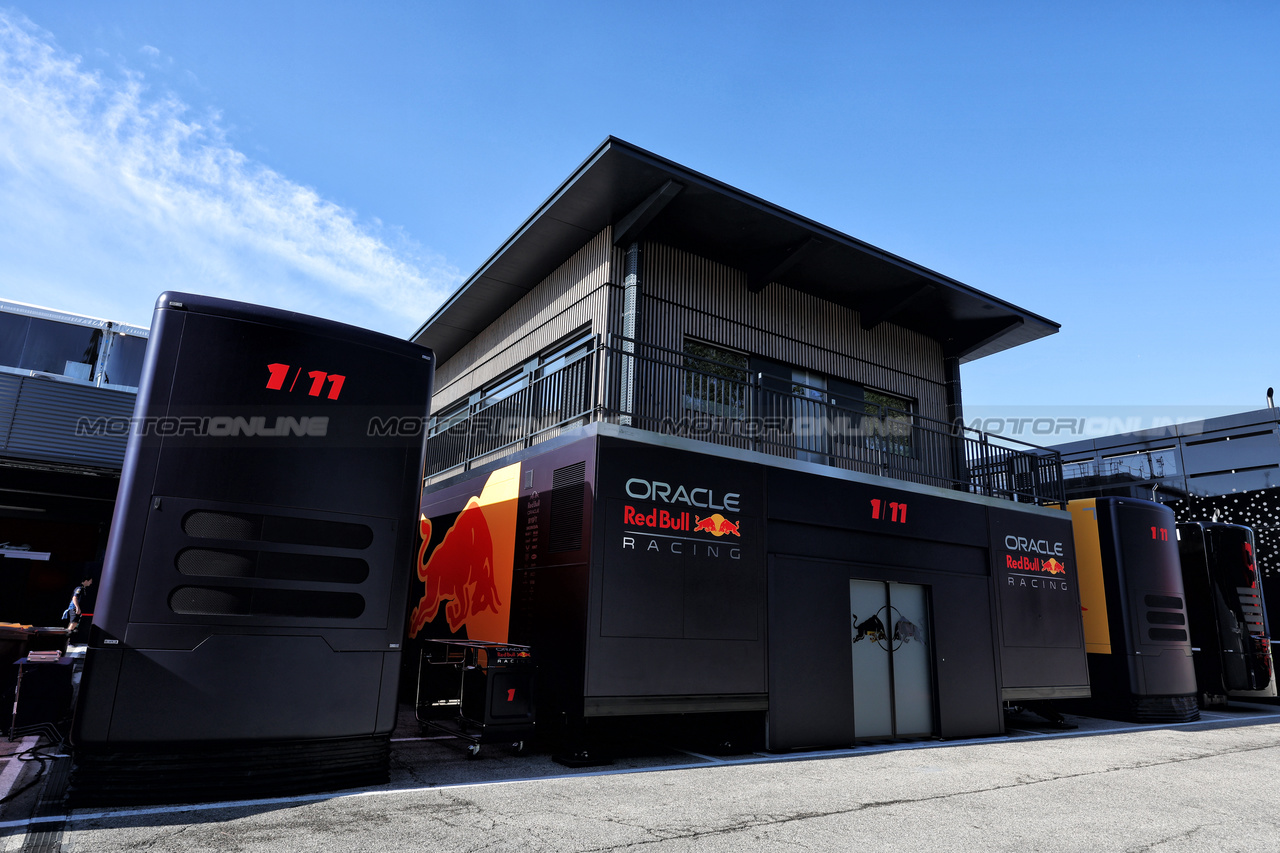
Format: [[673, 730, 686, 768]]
[[137, 43, 169, 70], [0, 11, 459, 335]]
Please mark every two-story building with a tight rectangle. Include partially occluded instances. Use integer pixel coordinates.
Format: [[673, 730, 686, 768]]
[[407, 138, 1087, 751], [0, 300, 147, 625]]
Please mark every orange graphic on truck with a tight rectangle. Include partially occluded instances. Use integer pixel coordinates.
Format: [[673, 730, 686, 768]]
[[408, 504, 500, 635], [407, 462, 520, 642]]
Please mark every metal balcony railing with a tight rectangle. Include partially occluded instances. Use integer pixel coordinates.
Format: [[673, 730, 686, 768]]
[[424, 335, 1065, 504]]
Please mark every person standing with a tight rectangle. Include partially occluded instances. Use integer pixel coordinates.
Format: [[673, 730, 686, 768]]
[[63, 577, 94, 633]]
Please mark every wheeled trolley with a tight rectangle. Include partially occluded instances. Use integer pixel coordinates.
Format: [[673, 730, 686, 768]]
[[415, 640, 535, 757]]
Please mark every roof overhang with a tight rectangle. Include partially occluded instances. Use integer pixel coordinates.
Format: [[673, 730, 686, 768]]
[[412, 137, 1059, 365]]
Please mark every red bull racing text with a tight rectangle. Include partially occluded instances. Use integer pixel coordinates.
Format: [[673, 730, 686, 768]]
[[621, 505, 743, 560]]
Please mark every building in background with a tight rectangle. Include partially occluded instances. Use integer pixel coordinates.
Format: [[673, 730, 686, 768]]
[[408, 138, 1087, 751], [0, 299, 148, 625]]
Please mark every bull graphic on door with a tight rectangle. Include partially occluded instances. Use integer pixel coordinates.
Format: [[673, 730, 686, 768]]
[[853, 614, 887, 644]]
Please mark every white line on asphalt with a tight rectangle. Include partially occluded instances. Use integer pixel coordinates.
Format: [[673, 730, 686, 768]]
[[5, 711, 1280, 831]]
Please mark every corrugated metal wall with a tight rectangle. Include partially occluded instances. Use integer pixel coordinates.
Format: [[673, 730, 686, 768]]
[[0, 373, 136, 467], [640, 243, 949, 421], [432, 228, 618, 411]]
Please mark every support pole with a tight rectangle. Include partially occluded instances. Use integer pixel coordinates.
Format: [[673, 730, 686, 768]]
[[620, 242, 640, 425], [944, 356, 968, 489]]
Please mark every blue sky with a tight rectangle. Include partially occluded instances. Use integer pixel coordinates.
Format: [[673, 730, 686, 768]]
[[1, 2, 1277, 423]]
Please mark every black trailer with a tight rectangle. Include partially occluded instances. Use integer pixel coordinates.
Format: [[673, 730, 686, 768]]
[[1065, 497, 1199, 722], [70, 292, 433, 805], [1176, 521, 1275, 704], [407, 426, 1089, 752]]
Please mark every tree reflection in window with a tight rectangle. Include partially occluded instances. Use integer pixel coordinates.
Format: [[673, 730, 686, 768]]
[[682, 340, 749, 419], [863, 389, 913, 456]]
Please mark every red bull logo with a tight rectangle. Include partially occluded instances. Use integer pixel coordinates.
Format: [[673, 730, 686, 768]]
[[693, 513, 740, 537], [408, 502, 502, 637], [1006, 554, 1067, 575]]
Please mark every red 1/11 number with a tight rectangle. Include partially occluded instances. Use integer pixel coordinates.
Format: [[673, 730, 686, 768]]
[[1151, 527, 1168, 541], [870, 499, 907, 523], [265, 363, 346, 400]]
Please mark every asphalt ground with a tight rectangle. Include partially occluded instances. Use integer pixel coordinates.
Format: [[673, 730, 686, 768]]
[[4, 702, 1280, 852]]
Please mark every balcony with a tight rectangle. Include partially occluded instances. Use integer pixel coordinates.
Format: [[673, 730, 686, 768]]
[[424, 336, 1065, 505]]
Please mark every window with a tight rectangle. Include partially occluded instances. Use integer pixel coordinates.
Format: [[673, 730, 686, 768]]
[[684, 341, 917, 462], [0, 314, 102, 380], [755, 354, 914, 459], [682, 340, 749, 418], [539, 334, 594, 378], [429, 329, 595, 436], [479, 368, 531, 411], [1062, 458, 1097, 482], [428, 399, 470, 435], [790, 368, 828, 462], [0, 313, 26, 368], [534, 332, 595, 425], [103, 333, 148, 387], [1099, 447, 1178, 479], [863, 389, 914, 457]]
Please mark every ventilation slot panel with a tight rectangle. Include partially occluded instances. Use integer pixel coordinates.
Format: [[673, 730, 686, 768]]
[[182, 511, 373, 549], [1237, 587, 1266, 636], [1143, 593, 1189, 644], [549, 461, 586, 554], [176, 549, 369, 584], [169, 586, 366, 619]]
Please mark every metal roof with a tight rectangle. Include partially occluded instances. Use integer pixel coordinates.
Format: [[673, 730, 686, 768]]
[[0, 298, 150, 338], [412, 137, 1059, 365]]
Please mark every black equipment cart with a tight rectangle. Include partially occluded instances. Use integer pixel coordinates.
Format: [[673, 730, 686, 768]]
[[415, 640, 535, 757]]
